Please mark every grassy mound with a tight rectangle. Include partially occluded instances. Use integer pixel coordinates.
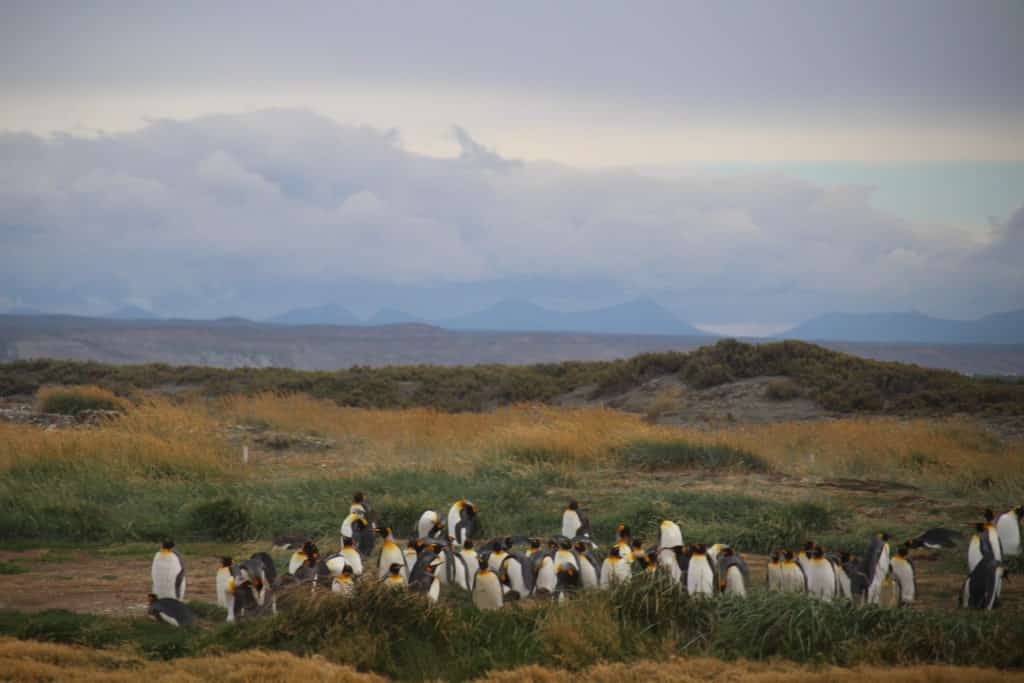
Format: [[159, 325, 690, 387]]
[[35, 385, 127, 415]]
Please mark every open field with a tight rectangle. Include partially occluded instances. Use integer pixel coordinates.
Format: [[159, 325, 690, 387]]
[[1, 380, 1023, 681]]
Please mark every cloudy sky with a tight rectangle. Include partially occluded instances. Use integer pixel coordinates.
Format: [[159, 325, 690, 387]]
[[1, 1, 1022, 332]]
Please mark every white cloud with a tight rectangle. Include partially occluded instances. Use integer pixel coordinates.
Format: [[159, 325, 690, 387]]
[[0, 109, 1020, 321]]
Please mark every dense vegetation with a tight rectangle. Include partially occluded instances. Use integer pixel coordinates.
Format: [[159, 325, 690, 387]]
[[2, 339, 1023, 414]]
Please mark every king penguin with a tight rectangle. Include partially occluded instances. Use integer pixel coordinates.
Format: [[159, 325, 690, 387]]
[[341, 537, 364, 576], [968, 522, 997, 572], [599, 546, 631, 588], [657, 519, 684, 551], [686, 544, 716, 597], [805, 547, 837, 602], [996, 506, 1022, 557], [983, 509, 1004, 562], [718, 547, 748, 597], [961, 556, 1006, 610], [767, 551, 782, 591], [889, 545, 916, 606], [332, 565, 356, 596], [384, 562, 407, 590], [417, 510, 443, 540], [147, 594, 196, 628], [562, 500, 591, 540], [472, 556, 503, 609], [780, 550, 806, 593], [864, 533, 891, 605], [289, 541, 319, 575], [151, 539, 186, 600], [376, 526, 407, 580], [215, 556, 232, 608], [448, 500, 479, 546]]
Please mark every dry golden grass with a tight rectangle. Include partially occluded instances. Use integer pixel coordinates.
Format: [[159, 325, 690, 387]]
[[3, 638, 1022, 683], [218, 393, 1024, 489], [35, 384, 130, 413], [0, 399, 232, 476]]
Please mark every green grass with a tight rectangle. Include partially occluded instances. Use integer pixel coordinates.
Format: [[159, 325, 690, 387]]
[[0, 561, 27, 575], [618, 439, 769, 472]]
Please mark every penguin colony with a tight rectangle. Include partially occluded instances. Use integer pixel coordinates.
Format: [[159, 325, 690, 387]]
[[148, 499, 1023, 626]]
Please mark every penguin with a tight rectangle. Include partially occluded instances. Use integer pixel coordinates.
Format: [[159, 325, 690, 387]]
[[968, 522, 997, 572], [525, 538, 543, 559], [717, 547, 748, 597], [614, 525, 634, 564], [293, 556, 319, 584], [487, 540, 509, 572], [599, 546, 631, 589], [437, 542, 472, 591], [376, 527, 407, 580], [805, 547, 837, 602], [216, 557, 233, 608], [554, 539, 581, 573], [417, 510, 443, 540], [332, 565, 356, 596], [983, 509, 1004, 562], [889, 545, 916, 606], [409, 555, 439, 596], [404, 538, 425, 572], [636, 551, 659, 575], [351, 491, 374, 523], [151, 539, 186, 600], [272, 534, 310, 551], [555, 562, 582, 603], [707, 543, 729, 564], [422, 563, 441, 603], [780, 550, 806, 593], [351, 517, 376, 557], [657, 520, 684, 551], [321, 552, 347, 579], [961, 557, 1006, 610], [573, 540, 602, 589], [289, 540, 320, 574], [905, 528, 964, 550], [996, 506, 1022, 556], [448, 500, 479, 546], [248, 552, 277, 586], [340, 537, 364, 576], [534, 553, 557, 595], [561, 500, 591, 540], [147, 594, 196, 628], [686, 544, 716, 597], [863, 533, 891, 605], [460, 538, 478, 564], [827, 551, 853, 599], [500, 553, 535, 597], [472, 556, 503, 609], [658, 546, 683, 584], [843, 554, 869, 603], [384, 562, 406, 590], [629, 540, 647, 567], [767, 551, 782, 591], [796, 541, 815, 577]]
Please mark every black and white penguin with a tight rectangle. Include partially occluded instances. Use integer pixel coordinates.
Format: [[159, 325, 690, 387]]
[[472, 556, 503, 609], [717, 547, 748, 597], [351, 491, 374, 522], [151, 539, 186, 600], [806, 547, 837, 602], [534, 553, 557, 595], [996, 506, 1022, 556], [486, 539, 510, 572], [554, 562, 582, 603], [147, 594, 196, 628], [376, 527, 407, 580], [448, 500, 479, 546], [573, 540, 602, 589], [352, 517, 377, 557], [216, 556, 233, 608], [889, 545, 916, 606], [658, 545, 684, 584], [417, 510, 443, 540], [767, 551, 782, 591], [780, 550, 806, 593], [437, 541, 472, 591], [384, 562, 406, 590], [827, 551, 853, 599], [561, 500, 592, 540], [614, 525, 633, 565], [961, 556, 1006, 610], [905, 528, 964, 550], [796, 540, 815, 577], [289, 541, 319, 575], [500, 553, 535, 597], [332, 565, 356, 596], [554, 539, 581, 574], [686, 544, 716, 597], [967, 522, 998, 572], [657, 519, 684, 551], [983, 509, 1004, 562], [340, 536, 364, 575], [599, 546, 631, 588], [863, 533, 891, 605]]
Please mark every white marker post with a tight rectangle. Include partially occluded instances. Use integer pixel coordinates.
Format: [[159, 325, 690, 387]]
[[243, 445, 249, 464]]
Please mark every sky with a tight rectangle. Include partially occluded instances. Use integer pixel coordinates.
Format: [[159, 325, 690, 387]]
[[1, 1, 1022, 333]]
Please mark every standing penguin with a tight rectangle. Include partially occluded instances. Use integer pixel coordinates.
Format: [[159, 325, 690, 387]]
[[614, 525, 634, 564], [599, 546, 631, 588], [215, 556, 233, 608], [289, 541, 319, 575], [151, 539, 186, 600], [805, 547, 837, 602], [828, 551, 853, 599], [501, 553, 535, 598], [983, 509, 1004, 562], [448, 500, 479, 546], [767, 551, 782, 591], [383, 562, 406, 590], [340, 537, 364, 576], [555, 563, 582, 603], [351, 492, 374, 523], [658, 546, 684, 584], [864, 533, 891, 605], [534, 553, 557, 595], [376, 527, 407, 580], [561, 500, 591, 540], [686, 544, 716, 597], [968, 522, 997, 572], [472, 556, 503, 610], [657, 520, 684, 551], [996, 506, 1022, 556], [486, 540, 509, 572], [889, 545, 916, 606], [779, 550, 806, 593], [961, 557, 1006, 610], [147, 594, 196, 628], [718, 547, 748, 597]]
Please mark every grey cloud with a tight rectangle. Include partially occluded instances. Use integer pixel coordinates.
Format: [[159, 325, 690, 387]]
[[1, 109, 1020, 321]]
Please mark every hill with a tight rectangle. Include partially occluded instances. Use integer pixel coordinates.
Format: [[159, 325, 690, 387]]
[[266, 304, 360, 326], [783, 309, 1024, 344]]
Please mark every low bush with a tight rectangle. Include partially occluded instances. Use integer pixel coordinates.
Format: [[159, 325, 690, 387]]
[[187, 498, 253, 542], [765, 378, 802, 400], [35, 385, 127, 416], [619, 440, 769, 472]]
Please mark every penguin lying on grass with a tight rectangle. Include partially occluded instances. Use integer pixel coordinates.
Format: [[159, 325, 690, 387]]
[[147, 594, 196, 628]]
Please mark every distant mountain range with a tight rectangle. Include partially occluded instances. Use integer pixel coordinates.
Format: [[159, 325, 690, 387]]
[[780, 310, 1024, 345]]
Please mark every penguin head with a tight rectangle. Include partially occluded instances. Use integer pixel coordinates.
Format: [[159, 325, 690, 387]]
[[476, 556, 489, 570], [840, 551, 852, 563], [341, 565, 354, 577], [769, 551, 779, 563], [567, 500, 579, 511], [161, 538, 175, 550], [617, 525, 630, 540], [560, 539, 573, 550], [529, 538, 541, 549], [812, 547, 825, 559], [973, 522, 986, 533], [879, 532, 890, 542], [353, 492, 366, 504], [491, 540, 504, 552], [147, 593, 158, 603], [573, 541, 587, 553], [342, 536, 355, 548], [1014, 506, 1023, 517], [691, 543, 706, 555], [983, 508, 995, 522], [722, 547, 735, 559], [431, 521, 445, 535], [782, 549, 794, 561], [388, 563, 403, 576], [219, 556, 232, 568], [895, 546, 910, 558], [376, 526, 393, 539], [802, 540, 815, 552], [463, 539, 475, 550]]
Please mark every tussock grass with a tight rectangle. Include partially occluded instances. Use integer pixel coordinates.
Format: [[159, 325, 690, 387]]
[[619, 440, 769, 472], [35, 385, 128, 416]]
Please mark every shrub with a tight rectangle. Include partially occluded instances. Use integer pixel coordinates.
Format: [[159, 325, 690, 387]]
[[35, 385, 127, 416], [619, 440, 769, 472], [187, 498, 252, 541], [764, 378, 801, 401]]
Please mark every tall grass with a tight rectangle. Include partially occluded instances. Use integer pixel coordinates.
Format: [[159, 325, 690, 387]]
[[35, 384, 128, 415]]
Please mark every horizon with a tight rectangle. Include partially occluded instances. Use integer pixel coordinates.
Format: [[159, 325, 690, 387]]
[[2, 2, 1022, 334]]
